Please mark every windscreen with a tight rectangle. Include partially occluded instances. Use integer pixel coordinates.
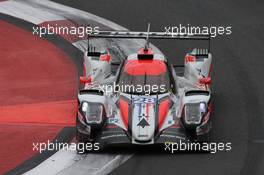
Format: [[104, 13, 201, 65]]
[[118, 60, 172, 95]]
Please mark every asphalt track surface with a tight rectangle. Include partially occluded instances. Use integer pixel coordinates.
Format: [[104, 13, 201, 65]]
[[53, 0, 264, 175]]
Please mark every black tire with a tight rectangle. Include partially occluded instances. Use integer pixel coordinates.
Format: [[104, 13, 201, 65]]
[[197, 131, 211, 143], [76, 128, 89, 154], [76, 115, 93, 154]]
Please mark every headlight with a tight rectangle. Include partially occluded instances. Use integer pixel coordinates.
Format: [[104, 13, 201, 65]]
[[81, 101, 104, 124], [82, 102, 89, 112], [184, 102, 206, 125], [199, 103, 206, 113]]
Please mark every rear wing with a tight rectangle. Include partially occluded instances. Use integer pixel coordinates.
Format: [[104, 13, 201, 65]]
[[89, 31, 210, 40], [89, 30, 211, 51]]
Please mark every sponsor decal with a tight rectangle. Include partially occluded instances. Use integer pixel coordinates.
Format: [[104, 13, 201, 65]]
[[137, 117, 150, 128]]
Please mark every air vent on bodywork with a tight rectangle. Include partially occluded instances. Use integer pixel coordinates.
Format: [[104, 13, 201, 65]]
[[79, 89, 104, 96], [189, 48, 209, 61], [87, 52, 101, 57], [185, 90, 209, 96], [137, 48, 154, 60], [87, 46, 105, 57], [138, 54, 154, 60], [191, 48, 208, 56], [134, 139, 152, 143]]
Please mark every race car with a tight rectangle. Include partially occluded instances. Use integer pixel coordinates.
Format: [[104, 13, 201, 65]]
[[76, 29, 212, 151]]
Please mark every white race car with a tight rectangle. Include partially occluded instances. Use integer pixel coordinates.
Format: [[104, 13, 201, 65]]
[[76, 29, 212, 151]]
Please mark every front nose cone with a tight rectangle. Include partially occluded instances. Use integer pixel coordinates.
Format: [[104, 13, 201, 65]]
[[131, 102, 156, 143]]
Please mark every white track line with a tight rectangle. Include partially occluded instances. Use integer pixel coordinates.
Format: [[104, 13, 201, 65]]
[[24, 0, 127, 30], [24, 144, 132, 175], [0, 0, 65, 24]]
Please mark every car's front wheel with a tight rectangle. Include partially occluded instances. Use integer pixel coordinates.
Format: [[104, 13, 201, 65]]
[[196, 131, 211, 143], [76, 116, 92, 154], [76, 128, 90, 154]]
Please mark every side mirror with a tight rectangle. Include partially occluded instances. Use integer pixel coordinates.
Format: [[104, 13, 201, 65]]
[[199, 77, 211, 85], [80, 76, 92, 84]]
